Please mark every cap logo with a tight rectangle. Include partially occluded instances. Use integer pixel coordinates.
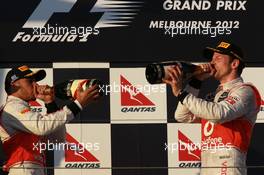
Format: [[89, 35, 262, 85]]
[[18, 65, 29, 72], [218, 42, 230, 49], [11, 75, 18, 82]]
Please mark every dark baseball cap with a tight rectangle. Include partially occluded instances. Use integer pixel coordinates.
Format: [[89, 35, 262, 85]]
[[203, 41, 244, 62], [5, 65, 46, 93]]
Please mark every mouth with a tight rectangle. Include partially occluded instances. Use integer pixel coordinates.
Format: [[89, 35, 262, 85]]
[[33, 84, 38, 97], [211, 65, 217, 75]]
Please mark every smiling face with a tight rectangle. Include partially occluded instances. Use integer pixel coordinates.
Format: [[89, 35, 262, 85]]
[[210, 52, 239, 82]]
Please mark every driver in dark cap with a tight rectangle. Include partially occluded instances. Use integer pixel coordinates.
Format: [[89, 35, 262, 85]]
[[0, 65, 100, 175]]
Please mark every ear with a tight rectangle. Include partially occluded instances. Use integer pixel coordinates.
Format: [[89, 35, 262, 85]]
[[12, 81, 20, 87], [12, 80, 21, 90], [231, 59, 240, 69]]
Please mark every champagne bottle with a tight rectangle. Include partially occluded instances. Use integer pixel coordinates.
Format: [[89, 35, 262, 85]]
[[44, 79, 102, 100], [145, 61, 203, 84]]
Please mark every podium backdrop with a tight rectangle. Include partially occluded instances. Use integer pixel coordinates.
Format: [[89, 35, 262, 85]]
[[0, 0, 264, 175]]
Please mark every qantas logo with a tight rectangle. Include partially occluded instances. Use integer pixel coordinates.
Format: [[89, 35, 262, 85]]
[[64, 133, 100, 168], [120, 75, 154, 106], [178, 130, 201, 161], [23, 0, 143, 28], [120, 75, 156, 113], [65, 133, 99, 162]]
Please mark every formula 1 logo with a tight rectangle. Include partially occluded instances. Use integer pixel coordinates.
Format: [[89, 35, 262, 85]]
[[178, 130, 201, 161], [13, 0, 142, 42], [23, 0, 78, 29], [120, 75, 156, 113], [23, 0, 142, 28]]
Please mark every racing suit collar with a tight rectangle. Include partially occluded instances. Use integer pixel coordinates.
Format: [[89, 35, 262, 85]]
[[219, 77, 243, 91], [7, 95, 28, 106]]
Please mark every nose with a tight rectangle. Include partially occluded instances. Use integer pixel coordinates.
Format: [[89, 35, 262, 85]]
[[210, 56, 217, 64], [209, 59, 216, 70]]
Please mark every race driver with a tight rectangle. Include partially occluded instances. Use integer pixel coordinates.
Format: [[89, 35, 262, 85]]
[[0, 65, 100, 175], [163, 41, 261, 175]]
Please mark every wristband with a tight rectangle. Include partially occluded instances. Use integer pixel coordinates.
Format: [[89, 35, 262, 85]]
[[74, 100, 83, 110], [176, 90, 189, 104], [45, 101, 59, 114], [189, 78, 202, 89], [67, 101, 81, 116]]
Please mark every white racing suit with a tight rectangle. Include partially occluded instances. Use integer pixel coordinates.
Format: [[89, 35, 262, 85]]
[[175, 77, 261, 175], [0, 96, 82, 175]]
